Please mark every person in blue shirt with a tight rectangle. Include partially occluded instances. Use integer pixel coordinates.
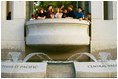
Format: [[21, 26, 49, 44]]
[[75, 7, 84, 20]]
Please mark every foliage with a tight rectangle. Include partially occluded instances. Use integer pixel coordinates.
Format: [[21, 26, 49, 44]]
[[33, 1, 91, 15], [34, 1, 77, 10]]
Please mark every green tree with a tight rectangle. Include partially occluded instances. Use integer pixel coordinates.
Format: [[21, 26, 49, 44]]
[[35, 1, 77, 10], [33, 1, 91, 15]]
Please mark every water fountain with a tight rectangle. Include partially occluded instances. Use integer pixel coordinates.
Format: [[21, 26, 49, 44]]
[[73, 52, 117, 78], [67, 52, 97, 62], [98, 52, 111, 62], [7, 52, 22, 62], [1, 52, 117, 78], [5, 52, 53, 62], [23, 53, 53, 62], [1, 52, 48, 78]]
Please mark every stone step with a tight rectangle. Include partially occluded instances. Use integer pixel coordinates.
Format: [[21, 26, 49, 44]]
[[46, 62, 75, 78]]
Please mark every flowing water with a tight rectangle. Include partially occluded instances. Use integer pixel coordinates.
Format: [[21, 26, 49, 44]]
[[4, 52, 116, 78], [67, 52, 98, 62], [7, 52, 21, 62], [23, 53, 53, 62]]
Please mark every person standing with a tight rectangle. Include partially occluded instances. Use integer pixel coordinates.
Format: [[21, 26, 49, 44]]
[[75, 7, 84, 20], [62, 9, 68, 18], [67, 5, 75, 18], [55, 8, 63, 18], [85, 12, 91, 22], [7, 12, 11, 20], [37, 8, 46, 19], [46, 5, 53, 18]]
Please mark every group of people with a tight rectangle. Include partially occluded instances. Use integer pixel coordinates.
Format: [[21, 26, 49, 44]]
[[30, 5, 91, 22]]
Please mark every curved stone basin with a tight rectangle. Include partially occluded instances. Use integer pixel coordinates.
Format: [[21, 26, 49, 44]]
[[26, 19, 90, 45]]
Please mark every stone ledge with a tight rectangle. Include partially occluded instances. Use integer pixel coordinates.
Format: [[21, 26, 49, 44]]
[[26, 19, 89, 25]]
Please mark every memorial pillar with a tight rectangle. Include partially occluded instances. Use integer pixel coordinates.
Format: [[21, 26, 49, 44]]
[[11, 1, 26, 20], [1, 1, 7, 20]]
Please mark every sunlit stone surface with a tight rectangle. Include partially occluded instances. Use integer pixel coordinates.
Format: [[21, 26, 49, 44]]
[[26, 19, 90, 45]]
